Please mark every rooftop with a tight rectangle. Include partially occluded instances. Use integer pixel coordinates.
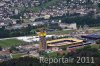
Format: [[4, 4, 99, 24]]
[[81, 32, 100, 40], [47, 38, 83, 47]]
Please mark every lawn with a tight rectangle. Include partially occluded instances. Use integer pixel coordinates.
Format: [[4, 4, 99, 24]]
[[48, 30, 76, 35], [12, 53, 24, 59], [91, 44, 100, 49], [0, 39, 25, 47], [92, 27, 100, 29]]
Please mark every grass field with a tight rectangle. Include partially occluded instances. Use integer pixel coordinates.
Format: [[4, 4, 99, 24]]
[[12, 53, 24, 59], [91, 26, 100, 29], [0, 39, 24, 47], [91, 44, 100, 49], [48, 30, 76, 35]]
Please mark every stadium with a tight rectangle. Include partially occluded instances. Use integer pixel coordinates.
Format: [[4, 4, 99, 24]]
[[47, 38, 84, 51]]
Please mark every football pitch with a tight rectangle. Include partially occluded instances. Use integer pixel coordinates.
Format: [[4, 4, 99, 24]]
[[0, 39, 24, 47]]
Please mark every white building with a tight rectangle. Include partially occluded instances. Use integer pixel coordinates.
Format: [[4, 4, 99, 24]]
[[59, 23, 77, 29]]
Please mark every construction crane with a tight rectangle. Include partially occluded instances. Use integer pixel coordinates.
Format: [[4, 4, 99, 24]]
[[37, 27, 47, 51]]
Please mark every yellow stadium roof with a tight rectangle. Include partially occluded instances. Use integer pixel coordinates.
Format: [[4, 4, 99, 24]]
[[47, 38, 83, 47]]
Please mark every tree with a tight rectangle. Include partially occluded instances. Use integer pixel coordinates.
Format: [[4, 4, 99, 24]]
[[0, 46, 2, 51], [98, 3, 100, 8], [10, 46, 19, 52], [96, 40, 100, 44]]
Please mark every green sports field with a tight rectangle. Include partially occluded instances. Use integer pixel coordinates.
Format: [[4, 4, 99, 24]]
[[48, 30, 76, 35], [0, 39, 24, 47]]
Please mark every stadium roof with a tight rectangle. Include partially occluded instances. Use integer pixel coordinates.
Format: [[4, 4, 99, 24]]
[[47, 38, 83, 47], [81, 32, 100, 40]]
